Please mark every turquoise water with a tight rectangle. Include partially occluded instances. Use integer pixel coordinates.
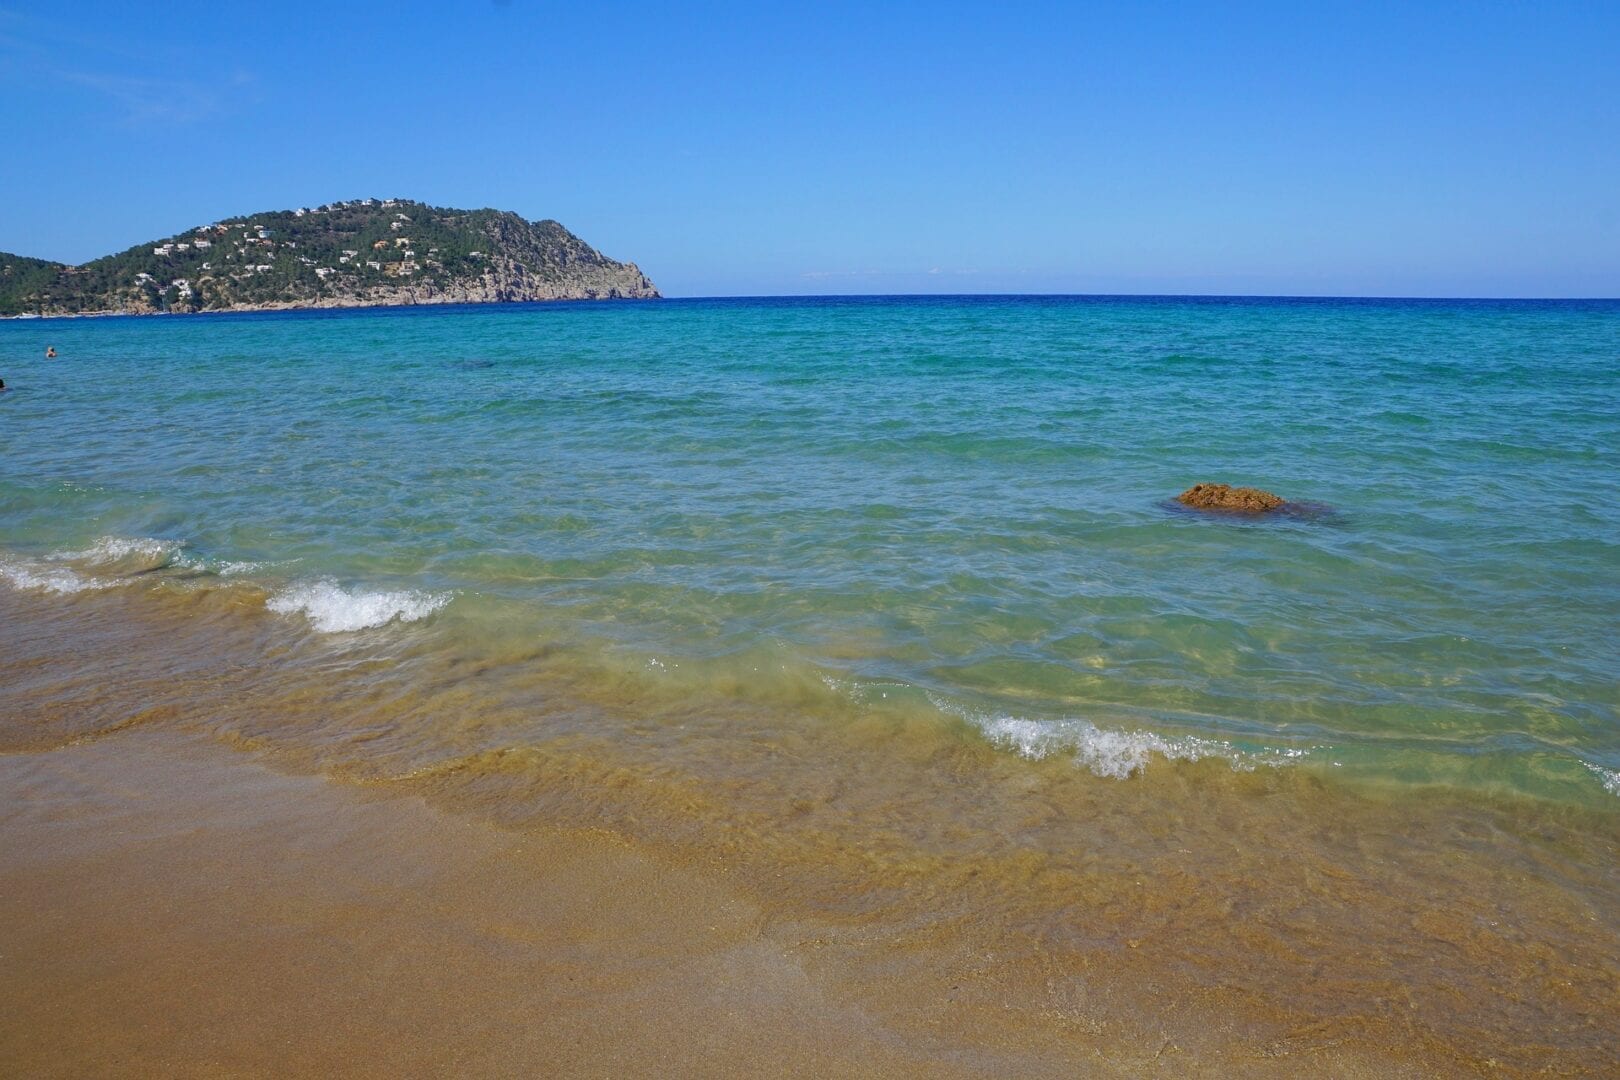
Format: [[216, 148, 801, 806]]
[[2, 296, 1618, 805]]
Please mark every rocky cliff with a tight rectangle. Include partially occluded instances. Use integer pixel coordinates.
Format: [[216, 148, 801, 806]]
[[0, 199, 658, 316]]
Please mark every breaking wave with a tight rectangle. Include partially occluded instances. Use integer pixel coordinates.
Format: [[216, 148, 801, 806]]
[[972, 718, 1302, 777], [172, 552, 280, 577], [55, 536, 185, 570], [1584, 761, 1620, 798], [0, 535, 186, 594], [266, 580, 451, 632], [960, 708, 1309, 779], [0, 557, 113, 595]]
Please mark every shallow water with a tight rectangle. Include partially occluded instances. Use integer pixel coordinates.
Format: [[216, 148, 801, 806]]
[[3, 297, 1619, 1069], [3, 296, 1616, 802]]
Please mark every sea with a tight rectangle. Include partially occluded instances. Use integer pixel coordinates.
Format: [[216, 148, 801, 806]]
[[3, 295, 1618, 1065]]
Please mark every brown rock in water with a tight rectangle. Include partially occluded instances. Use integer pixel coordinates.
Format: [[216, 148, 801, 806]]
[[1176, 483, 1287, 512]]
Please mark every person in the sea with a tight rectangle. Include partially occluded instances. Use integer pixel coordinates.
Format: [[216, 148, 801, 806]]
[[45, 346, 56, 359], [0, 377, 7, 391]]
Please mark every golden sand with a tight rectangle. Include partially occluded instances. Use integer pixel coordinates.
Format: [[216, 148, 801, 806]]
[[2, 584, 1617, 1076], [3, 732, 998, 1078]]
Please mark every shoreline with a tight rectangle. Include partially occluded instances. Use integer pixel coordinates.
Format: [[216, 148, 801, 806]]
[[2, 583, 1618, 1075], [7, 294, 1618, 322], [0, 732, 1509, 1079], [4, 288, 1618, 1074], [0, 292, 664, 322], [1, 730, 988, 1078]]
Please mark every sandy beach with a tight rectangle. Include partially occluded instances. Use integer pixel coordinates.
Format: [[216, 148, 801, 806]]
[[3, 731, 995, 1079], [3, 295, 1618, 1077], [0, 730, 1520, 1080], [3, 574, 1617, 1077], [7, 0, 1619, 1073]]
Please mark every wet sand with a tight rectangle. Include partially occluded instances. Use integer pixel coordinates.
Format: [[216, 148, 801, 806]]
[[1, 731, 994, 1079], [3, 585, 1619, 1076]]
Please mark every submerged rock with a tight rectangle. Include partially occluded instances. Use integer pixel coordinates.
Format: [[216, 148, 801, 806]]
[[1176, 482, 1287, 512]]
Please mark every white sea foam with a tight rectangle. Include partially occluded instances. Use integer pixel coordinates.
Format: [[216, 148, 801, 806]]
[[0, 558, 112, 595], [54, 535, 183, 568], [935, 695, 1308, 779], [1584, 761, 1620, 798], [978, 715, 1236, 778], [266, 580, 450, 632], [0, 536, 188, 593], [172, 551, 278, 577], [212, 559, 274, 576]]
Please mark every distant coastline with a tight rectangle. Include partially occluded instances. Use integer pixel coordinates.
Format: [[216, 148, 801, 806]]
[[0, 293, 665, 321], [12, 291, 1620, 320], [7, 292, 1618, 322], [0, 198, 658, 318]]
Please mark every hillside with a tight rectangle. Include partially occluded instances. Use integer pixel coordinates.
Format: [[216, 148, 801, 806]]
[[0, 252, 68, 315], [0, 199, 658, 316]]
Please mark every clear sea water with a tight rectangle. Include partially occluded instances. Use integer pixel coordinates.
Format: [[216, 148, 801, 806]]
[[9, 293, 1620, 1072], [2, 295, 1618, 807]]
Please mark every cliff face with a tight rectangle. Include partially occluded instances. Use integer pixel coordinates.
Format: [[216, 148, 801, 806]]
[[465, 215, 660, 302], [0, 200, 659, 316]]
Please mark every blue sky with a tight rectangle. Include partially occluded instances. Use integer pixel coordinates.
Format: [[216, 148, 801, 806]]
[[2, 1, 1617, 297]]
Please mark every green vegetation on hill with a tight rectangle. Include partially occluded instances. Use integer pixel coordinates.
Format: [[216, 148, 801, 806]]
[[0, 199, 658, 316], [0, 252, 68, 316]]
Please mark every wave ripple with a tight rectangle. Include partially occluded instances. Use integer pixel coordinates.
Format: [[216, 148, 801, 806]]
[[267, 581, 450, 632], [975, 714, 1308, 779]]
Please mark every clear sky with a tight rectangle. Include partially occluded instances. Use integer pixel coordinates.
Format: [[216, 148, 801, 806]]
[[2, 1, 1617, 297]]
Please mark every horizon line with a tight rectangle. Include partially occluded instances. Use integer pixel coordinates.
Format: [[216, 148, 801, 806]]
[[660, 290, 1620, 303], [6, 291, 1617, 323]]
